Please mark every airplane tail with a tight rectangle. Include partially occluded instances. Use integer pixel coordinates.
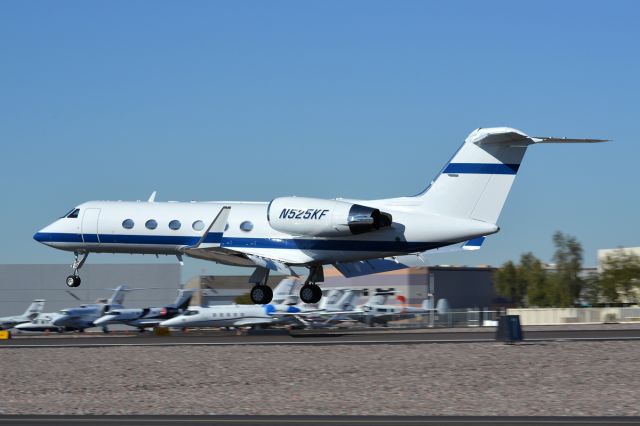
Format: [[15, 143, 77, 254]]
[[23, 299, 45, 319], [336, 289, 359, 311], [320, 288, 360, 311], [169, 289, 197, 310], [366, 288, 395, 306], [106, 285, 142, 306], [271, 278, 297, 304], [415, 127, 607, 224]]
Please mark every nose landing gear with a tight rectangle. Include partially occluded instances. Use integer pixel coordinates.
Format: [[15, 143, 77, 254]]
[[66, 252, 88, 288], [66, 275, 81, 288]]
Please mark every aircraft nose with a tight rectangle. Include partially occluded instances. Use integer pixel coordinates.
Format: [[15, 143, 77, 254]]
[[52, 317, 66, 326], [160, 317, 179, 327], [93, 316, 109, 326], [33, 230, 47, 243], [33, 225, 55, 246]]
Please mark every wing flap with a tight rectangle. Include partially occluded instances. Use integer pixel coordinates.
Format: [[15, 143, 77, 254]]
[[233, 318, 273, 327], [333, 254, 426, 278]]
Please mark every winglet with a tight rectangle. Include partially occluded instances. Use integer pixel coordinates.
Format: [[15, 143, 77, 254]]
[[192, 206, 231, 249], [148, 191, 157, 202]]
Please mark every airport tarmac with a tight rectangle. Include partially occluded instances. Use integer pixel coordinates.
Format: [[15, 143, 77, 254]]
[[2, 325, 640, 348], [1, 415, 640, 425], [2, 338, 639, 417]]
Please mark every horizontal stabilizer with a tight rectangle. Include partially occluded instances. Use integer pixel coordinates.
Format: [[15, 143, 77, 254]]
[[462, 236, 486, 251], [531, 136, 610, 144]]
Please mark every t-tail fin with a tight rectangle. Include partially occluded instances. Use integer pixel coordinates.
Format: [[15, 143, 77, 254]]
[[170, 289, 197, 310], [271, 278, 297, 304], [417, 127, 608, 224], [106, 285, 142, 306], [366, 288, 396, 306], [23, 299, 45, 319]]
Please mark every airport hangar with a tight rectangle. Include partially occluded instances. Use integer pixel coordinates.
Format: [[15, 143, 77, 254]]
[[0, 263, 499, 316], [0, 264, 181, 315]]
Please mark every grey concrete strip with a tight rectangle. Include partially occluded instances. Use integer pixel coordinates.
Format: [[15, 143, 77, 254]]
[[0, 416, 639, 426], [3, 328, 640, 348]]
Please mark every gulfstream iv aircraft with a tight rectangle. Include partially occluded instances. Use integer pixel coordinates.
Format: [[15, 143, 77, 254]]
[[34, 127, 607, 305]]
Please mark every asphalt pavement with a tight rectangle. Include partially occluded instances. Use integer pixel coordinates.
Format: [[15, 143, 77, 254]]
[[2, 326, 640, 348], [1, 415, 640, 426]]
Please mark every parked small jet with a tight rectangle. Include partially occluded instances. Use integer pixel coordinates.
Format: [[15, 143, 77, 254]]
[[356, 288, 432, 326], [16, 285, 133, 333], [51, 285, 133, 332], [272, 287, 363, 328], [15, 313, 65, 333], [33, 127, 607, 305], [93, 289, 196, 331], [0, 300, 45, 329], [159, 279, 299, 329]]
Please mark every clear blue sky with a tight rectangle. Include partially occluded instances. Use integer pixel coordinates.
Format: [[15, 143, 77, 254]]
[[1, 1, 638, 281]]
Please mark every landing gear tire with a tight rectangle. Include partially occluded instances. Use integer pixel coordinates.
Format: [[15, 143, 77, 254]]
[[66, 275, 81, 288], [300, 283, 322, 304], [250, 285, 273, 305]]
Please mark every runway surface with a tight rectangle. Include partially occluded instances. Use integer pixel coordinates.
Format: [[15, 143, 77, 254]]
[[1, 415, 639, 426], [2, 326, 640, 348]]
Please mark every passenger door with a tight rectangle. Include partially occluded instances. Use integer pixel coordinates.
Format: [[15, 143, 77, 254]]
[[81, 208, 101, 244]]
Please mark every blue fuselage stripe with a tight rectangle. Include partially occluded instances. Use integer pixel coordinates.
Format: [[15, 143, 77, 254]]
[[33, 232, 442, 252], [443, 163, 519, 175]]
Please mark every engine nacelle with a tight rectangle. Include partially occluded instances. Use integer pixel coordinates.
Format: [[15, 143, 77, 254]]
[[267, 197, 392, 237]]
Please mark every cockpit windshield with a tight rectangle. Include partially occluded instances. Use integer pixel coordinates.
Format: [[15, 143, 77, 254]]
[[61, 208, 80, 219], [183, 310, 199, 316]]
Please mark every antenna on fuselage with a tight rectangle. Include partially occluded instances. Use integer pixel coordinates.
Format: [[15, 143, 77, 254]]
[[148, 191, 157, 202]]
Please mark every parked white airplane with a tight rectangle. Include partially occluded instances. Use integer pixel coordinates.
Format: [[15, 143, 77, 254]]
[[159, 279, 300, 329], [33, 127, 606, 305], [356, 288, 432, 326], [15, 312, 65, 333], [0, 300, 45, 329], [159, 303, 299, 329], [272, 287, 364, 328]]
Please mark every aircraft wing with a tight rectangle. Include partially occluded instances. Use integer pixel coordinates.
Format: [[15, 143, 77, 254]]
[[232, 318, 274, 327], [272, 309, 364, 317], [333, 237, 487, 278], [333, 254, 427, 278]]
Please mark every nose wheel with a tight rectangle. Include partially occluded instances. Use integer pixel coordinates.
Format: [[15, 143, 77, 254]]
[[66, 275, 81, 288], [66, 252, 88, 287]]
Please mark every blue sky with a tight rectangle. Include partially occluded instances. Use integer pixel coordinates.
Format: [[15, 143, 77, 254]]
[[1, 1, 638, 280]]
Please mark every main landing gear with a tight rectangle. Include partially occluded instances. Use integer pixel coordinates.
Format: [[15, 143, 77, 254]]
[[66, 252, 88, 288], [249, 267, 273, 305], [247, 264, 324, 305], [299, 265, 324, 304]]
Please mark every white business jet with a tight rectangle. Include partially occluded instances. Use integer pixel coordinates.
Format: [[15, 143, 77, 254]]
[[33, 127, 606, 305], [0, 300, 46, 329]]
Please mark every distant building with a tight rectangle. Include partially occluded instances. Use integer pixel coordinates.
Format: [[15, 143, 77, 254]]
[[322, 265, 499, 309], [597, 247, 640, 272], [0, 264, 181, 316]]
